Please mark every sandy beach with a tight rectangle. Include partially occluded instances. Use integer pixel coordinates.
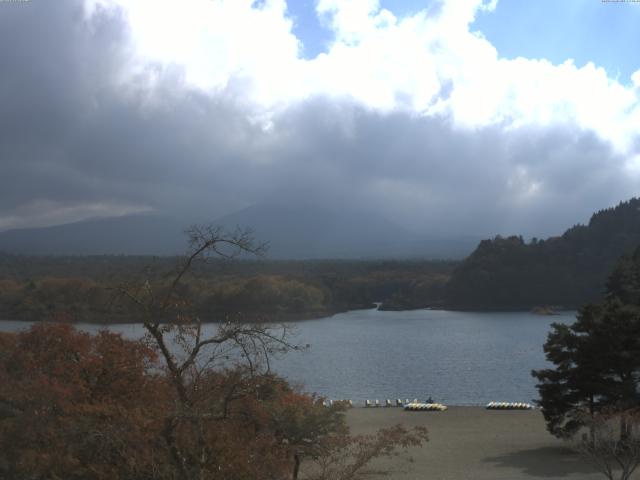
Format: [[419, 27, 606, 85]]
[[345, 407, 606, 480]]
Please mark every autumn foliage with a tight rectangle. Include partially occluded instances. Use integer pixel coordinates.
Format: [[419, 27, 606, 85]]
[[0, 323, 166, 479], [0, 227, 428, 479], [0, 323, 427, 480]]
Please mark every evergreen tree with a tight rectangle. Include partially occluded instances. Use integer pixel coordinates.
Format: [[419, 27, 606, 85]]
[[532, 248, 640, 438]]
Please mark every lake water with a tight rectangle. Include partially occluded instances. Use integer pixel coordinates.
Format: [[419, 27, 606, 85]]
[[0, 308, 575, 406]]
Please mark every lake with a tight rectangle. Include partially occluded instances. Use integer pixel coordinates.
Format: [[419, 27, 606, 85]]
[[0, 308, 575, 406]]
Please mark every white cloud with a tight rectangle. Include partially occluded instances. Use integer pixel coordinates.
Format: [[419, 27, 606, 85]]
[[0, 200, 152, 232], [316, 0, 395, 44], [633, 69, 640, 88], [90, 0, 640, 154], [96, 0, 303, 106]]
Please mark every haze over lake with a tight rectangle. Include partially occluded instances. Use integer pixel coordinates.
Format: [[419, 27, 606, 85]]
[[0, 308, 574, 406]]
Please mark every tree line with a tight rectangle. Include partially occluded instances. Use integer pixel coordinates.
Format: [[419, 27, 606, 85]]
[[0, 256, 454, 323], [446, 198, 640, 310]]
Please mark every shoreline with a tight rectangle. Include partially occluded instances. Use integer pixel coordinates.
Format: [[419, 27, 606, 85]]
[[0, 305, 578, 325], [0, 304, 375, 325], [342, 406, 603, 480]]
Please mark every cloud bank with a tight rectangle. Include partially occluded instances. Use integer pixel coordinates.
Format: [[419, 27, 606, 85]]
[[1, 0, 639, 238]]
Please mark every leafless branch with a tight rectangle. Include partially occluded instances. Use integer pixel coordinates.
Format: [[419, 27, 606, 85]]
[[577, 409, 640, 480]]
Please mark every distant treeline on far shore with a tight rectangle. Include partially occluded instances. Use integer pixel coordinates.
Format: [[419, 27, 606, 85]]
[[2, 197, 640, 321], [0, 256, 454, 323]]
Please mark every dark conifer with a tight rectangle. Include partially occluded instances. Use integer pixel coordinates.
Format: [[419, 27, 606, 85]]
[[532, 247, 640, 438]]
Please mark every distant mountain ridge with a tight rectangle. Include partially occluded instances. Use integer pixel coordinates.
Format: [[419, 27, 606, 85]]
[[215, 202, 479, 259], [0, 215, 188, 256], [446, 197, 640, 310], [0, 203, 480, 259]]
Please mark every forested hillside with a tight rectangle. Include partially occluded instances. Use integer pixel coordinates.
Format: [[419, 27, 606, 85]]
[[0, 256, 454, 322], [446, 198, 640, 310]]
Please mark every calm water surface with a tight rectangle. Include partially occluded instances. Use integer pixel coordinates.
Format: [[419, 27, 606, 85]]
[[0, 308, 575, 406]]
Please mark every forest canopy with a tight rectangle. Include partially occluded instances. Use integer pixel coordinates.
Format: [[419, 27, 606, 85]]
[[446, 198, 640, 310], [0, 257, 454, 323]]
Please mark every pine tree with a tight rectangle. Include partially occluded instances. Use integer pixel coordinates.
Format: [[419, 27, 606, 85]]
[[532, 247, 640, 438]]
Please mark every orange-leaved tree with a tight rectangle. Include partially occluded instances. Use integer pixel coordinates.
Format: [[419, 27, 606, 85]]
[[1, 225, 429, 480], [0, 323, 168, 479]]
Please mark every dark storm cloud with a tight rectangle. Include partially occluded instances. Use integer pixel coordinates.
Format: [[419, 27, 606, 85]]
[[263, 103, 633, 236], [0, 1, 131, 211], [0, 1, 266, 224], [0, 0, 636, 237]]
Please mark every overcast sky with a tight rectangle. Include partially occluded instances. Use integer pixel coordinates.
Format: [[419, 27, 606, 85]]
[[1, 0, 640, 237]]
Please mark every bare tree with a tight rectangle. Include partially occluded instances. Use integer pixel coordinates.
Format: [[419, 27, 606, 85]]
[[111, 225, 297, 480], [577, 409, 640, 480], [108, 224, 430, 480], [304, 424, 428, 480]]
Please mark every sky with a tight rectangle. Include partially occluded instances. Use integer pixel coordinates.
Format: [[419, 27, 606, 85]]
[[1, 0, 640, 239]]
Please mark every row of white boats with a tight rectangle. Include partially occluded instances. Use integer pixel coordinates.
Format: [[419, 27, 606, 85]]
[[365, 399, 429, 408], [404, 402, 448, 411], [485, 401, 534, 410], [323, 399, 536, 411]]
